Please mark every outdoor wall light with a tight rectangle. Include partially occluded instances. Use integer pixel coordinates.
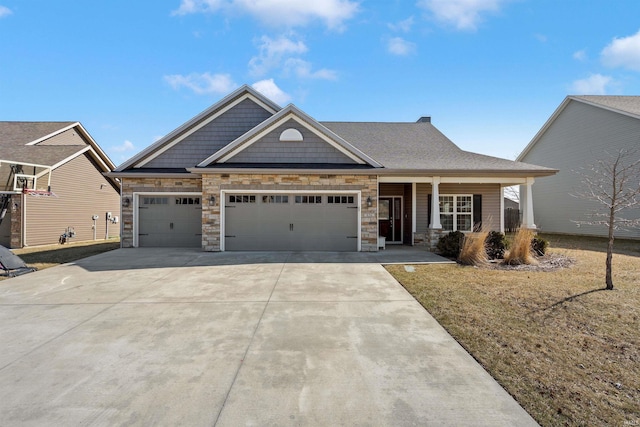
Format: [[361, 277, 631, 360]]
[[366, 196, 372, 207], [122, 197, 130, 208], [210, 195, 216, 204]]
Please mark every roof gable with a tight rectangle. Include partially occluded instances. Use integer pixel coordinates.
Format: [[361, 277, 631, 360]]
[[116, 85, 281, 171], [197, 105, 383, 168]]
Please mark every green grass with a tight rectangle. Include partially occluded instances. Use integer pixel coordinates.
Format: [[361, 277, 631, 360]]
[[387, 234, 640, 426]]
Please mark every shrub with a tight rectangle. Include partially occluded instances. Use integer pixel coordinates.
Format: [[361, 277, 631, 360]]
[[459, 231, 489, 266], [436, 231, 464, 258], [504, 228, 537, 265], [531, 236, 549, 256], [485, 231, 508, 259]]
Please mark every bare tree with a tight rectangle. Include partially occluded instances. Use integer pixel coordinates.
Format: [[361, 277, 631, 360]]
[[572, 148, 640, 290]]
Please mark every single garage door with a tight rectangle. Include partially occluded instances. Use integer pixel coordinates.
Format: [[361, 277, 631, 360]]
[[224, 193, 358, 251], [138, 195, 202, 247]]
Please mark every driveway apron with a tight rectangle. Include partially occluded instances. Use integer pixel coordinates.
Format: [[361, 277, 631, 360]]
[[0, 248, 538, 426]]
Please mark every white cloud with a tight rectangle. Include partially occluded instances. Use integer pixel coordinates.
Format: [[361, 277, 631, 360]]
[[418, 0, 505, 31], [0, 5, 12, 18], [387, 37, 416, 56], [172, 0, 359, 30], [601, 29, 640, 71], [283, 58, 338, 80], [573, 49, 587, 61], [570, 74, 613, 95], [172, 0, 223, 16], [249, 35, 308, 75], [388, 16, 414, 33], [251, 79, 291, 105], [164, 72, 237, 95], [112, 140, 135, 153]]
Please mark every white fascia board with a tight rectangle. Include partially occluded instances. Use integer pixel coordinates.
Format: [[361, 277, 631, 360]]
[[74, 123, 117, 170], [48, 146, 93, 171], [379, 176, 529, 184], [25, 122, 79, 146]]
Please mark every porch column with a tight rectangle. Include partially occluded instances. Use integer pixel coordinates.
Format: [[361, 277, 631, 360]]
[[411, 182, 417, 245], [521, 177, 536, 229], [499, 186, 505, 233], [430, 177, 442, 229]]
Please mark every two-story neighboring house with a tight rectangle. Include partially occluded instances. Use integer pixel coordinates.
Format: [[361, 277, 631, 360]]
[[518, 96, 640, 239], [0, 121, 120, 248]]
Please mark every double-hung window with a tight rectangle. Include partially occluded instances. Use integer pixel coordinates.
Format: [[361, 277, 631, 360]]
[[439, 195, 472, 232]]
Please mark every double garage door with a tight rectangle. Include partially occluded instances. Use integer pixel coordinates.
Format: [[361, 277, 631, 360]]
[[224, 193, 359, 251]]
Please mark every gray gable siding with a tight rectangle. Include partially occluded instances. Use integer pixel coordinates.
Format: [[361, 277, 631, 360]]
[[144, 98, 273, 168], [225, 119, 357, 164], [522, 100, 640, 238]]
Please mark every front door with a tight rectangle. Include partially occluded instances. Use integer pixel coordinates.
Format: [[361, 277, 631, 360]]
[[379, 197, 402, 243]]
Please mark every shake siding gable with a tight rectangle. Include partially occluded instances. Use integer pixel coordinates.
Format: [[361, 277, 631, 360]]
[[226, 119, 356, 164], [144, 98, 274, 168], [25, 153, 120, 246], [522, 101, 640, 238]]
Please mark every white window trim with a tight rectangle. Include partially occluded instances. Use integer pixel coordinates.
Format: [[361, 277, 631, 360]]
[[439, 194, 473, 232]]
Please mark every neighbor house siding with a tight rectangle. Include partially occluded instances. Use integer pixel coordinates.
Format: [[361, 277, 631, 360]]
[[144, 99, 274, 168], [35, 128, 87, 146], [226, 119, 356, 164], [24, 153, 120, 246], [521, 100, 640, 238]]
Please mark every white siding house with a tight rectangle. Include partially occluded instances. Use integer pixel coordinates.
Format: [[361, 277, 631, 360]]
[[517, 96, 640, 239]]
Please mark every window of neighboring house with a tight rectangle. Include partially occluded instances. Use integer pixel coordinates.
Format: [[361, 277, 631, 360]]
[[439, 195, 472, 232]]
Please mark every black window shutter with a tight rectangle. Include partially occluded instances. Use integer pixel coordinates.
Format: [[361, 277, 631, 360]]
[[473, 194, 482, 231]]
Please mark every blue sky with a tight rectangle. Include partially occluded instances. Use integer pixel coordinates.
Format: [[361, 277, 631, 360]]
[[1, 0, 640, 165]]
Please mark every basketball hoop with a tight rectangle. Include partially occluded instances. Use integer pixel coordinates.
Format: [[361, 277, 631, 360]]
[[22, 188, 57, 197]]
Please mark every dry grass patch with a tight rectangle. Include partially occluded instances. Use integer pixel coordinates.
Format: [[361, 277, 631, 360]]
[[5, 239, 120, 274], [458, 231, 488, 266], [387, 245, 640, 426]]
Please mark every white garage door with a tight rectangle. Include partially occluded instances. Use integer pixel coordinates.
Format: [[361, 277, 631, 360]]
[[138, 195, 202, 247], [224, 193, 358, 251]]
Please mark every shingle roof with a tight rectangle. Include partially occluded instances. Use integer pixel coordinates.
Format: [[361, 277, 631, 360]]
[[572, 96, 640, 118], [0, 121, 81, 166], [322, 121, 555, 174]]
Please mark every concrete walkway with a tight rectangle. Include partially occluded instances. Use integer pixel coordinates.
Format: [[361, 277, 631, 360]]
[[0, 249, 537, 426]]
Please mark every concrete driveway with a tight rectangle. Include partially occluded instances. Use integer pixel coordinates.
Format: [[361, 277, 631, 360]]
[[0, 249, 537, 426]]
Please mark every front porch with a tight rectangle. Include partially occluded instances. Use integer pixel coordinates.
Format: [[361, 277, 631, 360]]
[[377, 176, 538, 249]]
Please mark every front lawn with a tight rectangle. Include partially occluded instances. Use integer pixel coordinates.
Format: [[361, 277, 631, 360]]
[[386, 235, 640, 426]]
